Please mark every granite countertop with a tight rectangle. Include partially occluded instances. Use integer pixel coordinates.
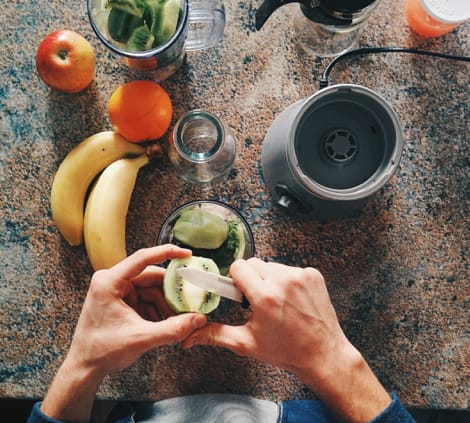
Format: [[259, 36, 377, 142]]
[[1, 0, 469, 410]]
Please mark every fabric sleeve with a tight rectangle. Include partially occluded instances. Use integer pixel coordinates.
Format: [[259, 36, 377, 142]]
[[26, 402, 67, 423], [280, 393, 416, 423], [369, 393, 416, 423]]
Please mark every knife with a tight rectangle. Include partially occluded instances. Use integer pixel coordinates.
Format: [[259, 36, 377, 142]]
[[176, 267, 249, 307]]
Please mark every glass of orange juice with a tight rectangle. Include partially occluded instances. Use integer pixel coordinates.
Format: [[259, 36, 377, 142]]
[[405, 0, 470, 37]]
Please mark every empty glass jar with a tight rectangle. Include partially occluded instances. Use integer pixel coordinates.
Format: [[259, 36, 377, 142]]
[[168, 110, 236, 186]]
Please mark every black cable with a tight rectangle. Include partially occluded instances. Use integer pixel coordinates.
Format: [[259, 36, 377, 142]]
[[319, 46, 470, 89]]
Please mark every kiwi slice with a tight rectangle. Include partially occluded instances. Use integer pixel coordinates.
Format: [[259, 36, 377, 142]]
[[126, 24, 155, 51], [143, 0, 163, 36], [154, 0, 181, 45], [173, 209, 229, 249], [108, 8, 144, 43], [106, 0, 146, 18], [164, 256, 221, 314]]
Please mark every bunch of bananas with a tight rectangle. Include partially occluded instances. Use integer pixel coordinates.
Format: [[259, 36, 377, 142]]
[[50, 131, 150, 270]]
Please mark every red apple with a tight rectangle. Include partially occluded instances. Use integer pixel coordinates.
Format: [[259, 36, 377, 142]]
[[36, 30, 96, 94]]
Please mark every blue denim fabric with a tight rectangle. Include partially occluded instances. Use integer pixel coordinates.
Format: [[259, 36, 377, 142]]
[[27, 393, 416, 423], [280, 398, 337, 422], [26, 402, 135, 423], [27, 402, 66, 423], [280, 393, 416, 423]]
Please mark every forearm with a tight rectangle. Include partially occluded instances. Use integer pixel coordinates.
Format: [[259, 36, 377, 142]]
[[40, 356, 104, 423], [296, 344, 392, 423]]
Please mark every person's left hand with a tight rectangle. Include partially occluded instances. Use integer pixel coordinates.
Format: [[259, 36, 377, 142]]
[[40, 245, 207, 423], [67, 245, 207, 378]]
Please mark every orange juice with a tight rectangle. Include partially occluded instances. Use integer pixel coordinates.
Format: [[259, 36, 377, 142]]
[[405, 0, 469, 37]]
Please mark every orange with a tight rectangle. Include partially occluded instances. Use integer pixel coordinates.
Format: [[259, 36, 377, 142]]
[[108, 80, 173, 142]]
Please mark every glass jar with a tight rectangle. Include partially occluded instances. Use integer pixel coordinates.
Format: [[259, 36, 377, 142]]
[[293, 1, 382, 57], [168, 110, 236, 186]]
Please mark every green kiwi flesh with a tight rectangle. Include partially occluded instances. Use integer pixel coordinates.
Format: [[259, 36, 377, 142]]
[[108, 8, 144, 43], [126, 24, 155, 51], [173, 209, 229, 249], [164, 256, 221, 314], [106, 0, 182, 50], [154, 0, 181, 45]]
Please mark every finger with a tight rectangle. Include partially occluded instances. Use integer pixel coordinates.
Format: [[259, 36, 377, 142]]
[[109, 245, 192, 281], [138, 287, 175, 318], [181, 322, 254, 357], [131, 265, 165, 288], [143, 313, 207, 347], [122, 266, 163, 300], [229, 259, 266, 303], [246, 257, 296, 279], [138, 302, 161, 322], [124, 284, 138, 310]]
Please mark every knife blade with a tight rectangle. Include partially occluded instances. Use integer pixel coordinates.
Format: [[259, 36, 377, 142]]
[[176, 267, 247, 305]]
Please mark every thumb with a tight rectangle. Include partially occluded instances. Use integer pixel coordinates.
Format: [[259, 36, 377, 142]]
[[182, 322, 253, 357], [147, 313, 207, 347]]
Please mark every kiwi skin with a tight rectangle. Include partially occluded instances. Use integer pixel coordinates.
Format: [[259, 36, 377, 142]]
[[163, 256, 221, 314]]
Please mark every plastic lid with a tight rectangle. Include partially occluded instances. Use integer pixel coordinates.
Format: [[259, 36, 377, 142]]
[[421, 0, 470, 24]]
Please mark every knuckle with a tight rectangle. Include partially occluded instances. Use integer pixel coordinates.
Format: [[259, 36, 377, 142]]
[[230, 259, 244, 271], [90, 269, 108, 290], [304, 267, 325, 283], [257, 289, 282, 309]]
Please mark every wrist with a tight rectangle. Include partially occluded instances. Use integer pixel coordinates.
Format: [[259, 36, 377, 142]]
[[296, 341, 392, 423], [41, 356, 105, 423]]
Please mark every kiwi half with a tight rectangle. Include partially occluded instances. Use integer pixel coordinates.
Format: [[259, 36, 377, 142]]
[[173, 209, 229, 249], [164, 256, 221, 314]]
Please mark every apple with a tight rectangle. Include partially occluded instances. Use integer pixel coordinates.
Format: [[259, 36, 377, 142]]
[[36, 29, 96, 94]]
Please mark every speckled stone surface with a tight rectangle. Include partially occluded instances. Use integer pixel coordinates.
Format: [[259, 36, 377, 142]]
[[1, 0, 469, 410]]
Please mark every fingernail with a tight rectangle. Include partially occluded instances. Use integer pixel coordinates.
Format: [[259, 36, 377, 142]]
[[192, 313, 207, 329]]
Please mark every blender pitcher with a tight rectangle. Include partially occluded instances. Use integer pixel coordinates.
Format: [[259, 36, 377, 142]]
[[255, 0, 382, 57], [88, 0, 225, 80]]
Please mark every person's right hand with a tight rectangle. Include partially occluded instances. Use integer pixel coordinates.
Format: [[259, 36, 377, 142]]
[[183, 258, 392, 423], [183, 258, 349, 382]]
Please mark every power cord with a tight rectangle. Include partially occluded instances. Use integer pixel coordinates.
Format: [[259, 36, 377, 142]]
[[319, 46, 470, 89]]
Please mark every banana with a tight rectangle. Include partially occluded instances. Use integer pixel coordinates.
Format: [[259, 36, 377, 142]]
[[84, 155, 149, 270], [50, 131, 145, 246]]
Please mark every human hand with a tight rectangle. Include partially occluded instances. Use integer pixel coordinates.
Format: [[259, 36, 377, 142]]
[[183, 258, 348, 381], [182, 258, 391, 422], [41, 245, 207, 422], [67, 245, 207, 377]]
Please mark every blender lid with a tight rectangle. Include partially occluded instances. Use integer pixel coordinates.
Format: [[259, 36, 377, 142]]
[[421, 0, 470, 24]]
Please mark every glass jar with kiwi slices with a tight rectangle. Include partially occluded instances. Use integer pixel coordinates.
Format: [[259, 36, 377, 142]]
[[87, 0, 226, 80], [157, 200, 255, 275], [157, 200, 254, 314]]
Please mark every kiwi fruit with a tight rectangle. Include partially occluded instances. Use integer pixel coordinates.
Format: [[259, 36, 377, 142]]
[[173, 209, 229, 249], [106, 0, 146, 18], [107, 0, 182, 51], [154, 0, 181, 45], [108, 8, 144, 43], [164, 256, 221, 314], [126, 24, 155, 51]]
